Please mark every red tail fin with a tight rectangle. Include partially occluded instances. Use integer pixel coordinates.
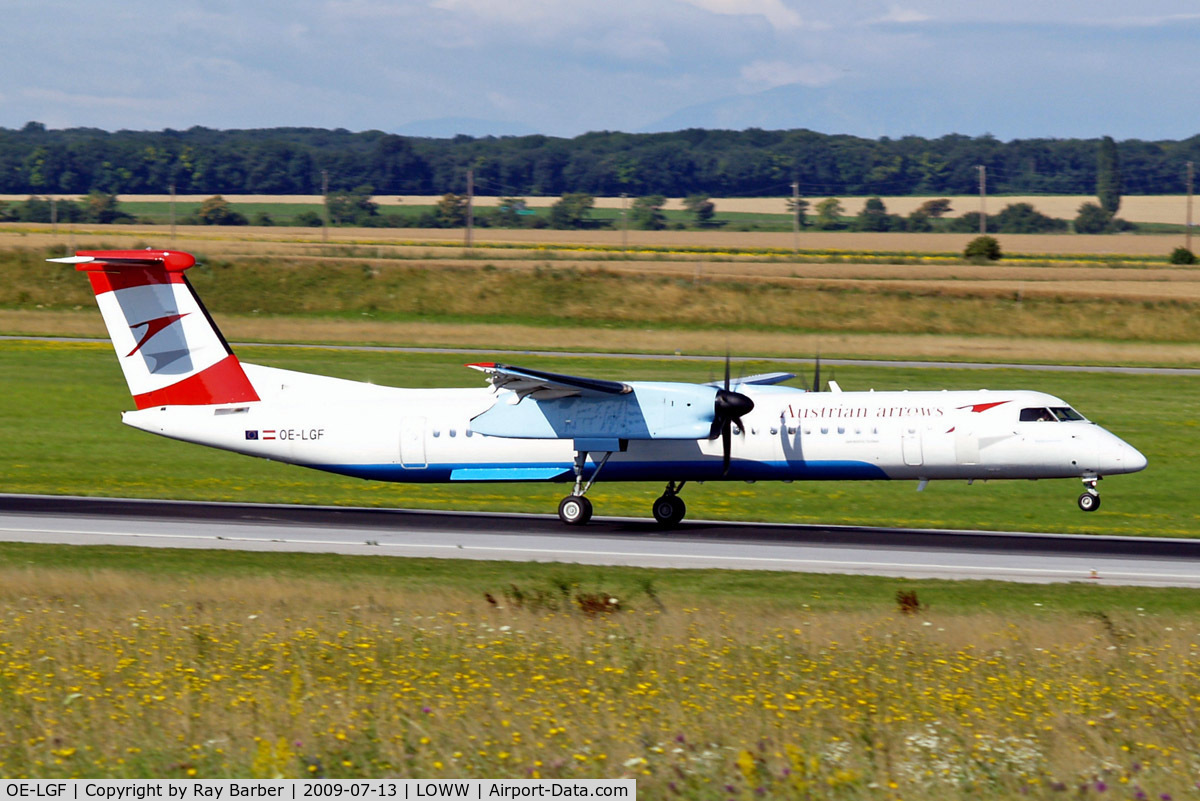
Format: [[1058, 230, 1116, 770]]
[[52, 249, 259, 408]]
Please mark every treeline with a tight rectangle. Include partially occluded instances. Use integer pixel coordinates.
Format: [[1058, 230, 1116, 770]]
[[3, 121, 1199, 198]]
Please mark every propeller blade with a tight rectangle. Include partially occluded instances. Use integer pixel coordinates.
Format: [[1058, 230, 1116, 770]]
[[812, 352, 821, 393], [711, 350, 755, 475], [712, 387, 754, 475], [722, 421, 732, 475]]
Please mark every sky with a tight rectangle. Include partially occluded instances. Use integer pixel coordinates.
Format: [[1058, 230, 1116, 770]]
[[2, 1, 1199, 141]]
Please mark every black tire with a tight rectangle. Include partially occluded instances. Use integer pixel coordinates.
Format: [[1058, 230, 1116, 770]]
[[652, 495, 686, 527], [558, 495, 593, 525], [1078, 492, 1100, 512]]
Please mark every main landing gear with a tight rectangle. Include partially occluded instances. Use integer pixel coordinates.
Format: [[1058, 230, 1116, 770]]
[[652, 481, 687, 527], [555, 449, 690, 528], [1077, 476, 1101, 512], [558, 449, 611, 525]]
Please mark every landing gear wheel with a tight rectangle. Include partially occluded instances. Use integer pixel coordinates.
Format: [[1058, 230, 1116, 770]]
[[652, 494, 686, 527], [559, 495, 593, 525], [1078, 492, 1100, 512]]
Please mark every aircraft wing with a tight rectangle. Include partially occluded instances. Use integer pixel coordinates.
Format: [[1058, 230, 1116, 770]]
[[705, 372, 795, 388], [469, 362, 631, 401], [468, 362, 753, 443]]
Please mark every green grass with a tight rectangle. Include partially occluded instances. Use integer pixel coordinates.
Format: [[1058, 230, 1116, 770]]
[[117, 201, 327, 225], [2, 339, 1191, 537]]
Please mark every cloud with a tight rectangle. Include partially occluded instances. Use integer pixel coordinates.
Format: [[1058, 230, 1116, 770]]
[[578, 29, 671, 64], [674, 0, 819, 31], [870, 6, 930, 24], [1089, 12, 1200, 28], [18, 88, 152, 112], [739, 60, 843, 90]]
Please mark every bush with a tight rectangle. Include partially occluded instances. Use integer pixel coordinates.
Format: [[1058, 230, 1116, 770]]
[[1074, 202, 1112, 234], [965, 235, 1002, 261], [995, 202, 1067, 233], [947, 211, 996, 234], [1169, 246, 1197, 265], [197, 196, 247, 226]]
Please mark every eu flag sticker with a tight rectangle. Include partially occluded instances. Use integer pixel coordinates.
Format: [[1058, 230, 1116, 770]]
[[245, 430, 259, 440]]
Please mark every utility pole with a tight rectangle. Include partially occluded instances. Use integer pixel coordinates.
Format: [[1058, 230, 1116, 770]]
[[791, 181, 800, 253], [321, 170, 329, 243], [620, 192, 628, 248], [977, 165, 987, 235], [169, 182, 176, 240], [465, 167, 474, 248], [1187, 161, 1194, 253]]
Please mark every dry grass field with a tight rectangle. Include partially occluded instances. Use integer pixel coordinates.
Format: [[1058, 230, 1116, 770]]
[[9, 309, 1200, 368], [5, 223, 1200, 366], [6, 220, 1195, 256]]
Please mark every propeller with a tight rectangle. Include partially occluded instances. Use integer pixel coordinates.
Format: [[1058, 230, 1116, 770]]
[[812, 352, 821, 393], [709, 353, 755, 475]]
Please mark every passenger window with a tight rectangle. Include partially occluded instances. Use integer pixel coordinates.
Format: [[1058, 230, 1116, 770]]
[[1019, 408, 1056, 422]]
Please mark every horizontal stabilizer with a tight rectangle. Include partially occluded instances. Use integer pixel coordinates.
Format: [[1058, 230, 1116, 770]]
[[50, 250, 197, 272]]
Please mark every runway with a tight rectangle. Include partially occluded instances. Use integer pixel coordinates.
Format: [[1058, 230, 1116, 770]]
[[4, 494, 1200, 587]]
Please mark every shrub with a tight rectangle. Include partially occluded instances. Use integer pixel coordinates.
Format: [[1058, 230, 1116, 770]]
[[197, 195, 247, 226], [1074, 202, 1112, 234], [964, 235, 1002, 261], [995, 202, 1067, 233], [1169, 246, 1197, 265]]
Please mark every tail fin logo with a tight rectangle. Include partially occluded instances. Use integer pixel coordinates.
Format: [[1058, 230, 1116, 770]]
[[127, 312, 189, 357]]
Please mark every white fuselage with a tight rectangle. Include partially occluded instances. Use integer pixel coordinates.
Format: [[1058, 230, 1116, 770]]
[[121, 363, 1146, 486]]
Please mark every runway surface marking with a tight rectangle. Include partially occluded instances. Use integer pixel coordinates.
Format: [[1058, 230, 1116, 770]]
[[4, 522, 1198, 585]]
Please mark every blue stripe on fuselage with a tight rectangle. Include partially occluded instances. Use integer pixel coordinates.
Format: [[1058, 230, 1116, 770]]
[[307, 459, 888, 483]]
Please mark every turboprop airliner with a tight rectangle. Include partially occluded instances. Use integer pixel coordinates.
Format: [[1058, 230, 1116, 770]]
[[52, 249, 1147, 526]]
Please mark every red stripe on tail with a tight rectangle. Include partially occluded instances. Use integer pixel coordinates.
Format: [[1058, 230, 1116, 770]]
[[131, 353, 260, 409]]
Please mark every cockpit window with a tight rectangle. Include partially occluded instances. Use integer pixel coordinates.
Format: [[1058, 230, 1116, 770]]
[[1020, 406, 1087, 422]]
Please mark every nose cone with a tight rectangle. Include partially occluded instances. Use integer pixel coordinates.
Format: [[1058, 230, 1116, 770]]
[[1121, 441, 1148, 474], [1099, 434, 1147, 475]]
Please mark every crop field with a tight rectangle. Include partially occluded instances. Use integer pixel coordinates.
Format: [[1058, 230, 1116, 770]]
[[3, 230, 1200, 367], [8, 194, 1193, 225], [5, 213, 1198, 254]]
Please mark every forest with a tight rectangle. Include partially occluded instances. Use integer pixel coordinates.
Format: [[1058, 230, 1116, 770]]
[[2, 121, 1197, 199]]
